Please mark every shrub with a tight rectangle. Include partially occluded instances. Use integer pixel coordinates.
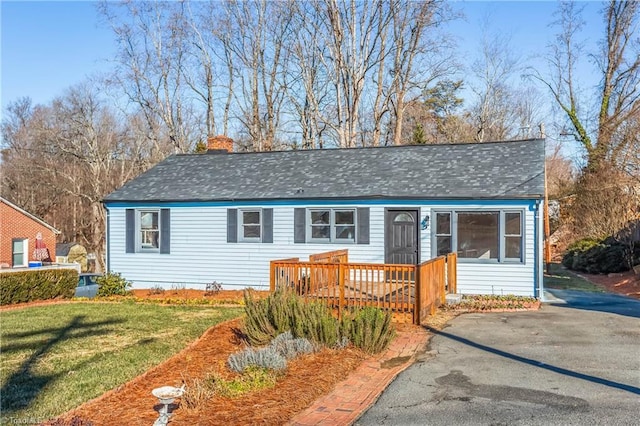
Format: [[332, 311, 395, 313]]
[[562, 237, 628, 274], [181, 376, 216, 410], [214, 366, 278, 398], [96, 272, 132, 297], [243, 289, 279, 345], [562, 238, 600, 269], [243, 288, 342, 347], [341, 306, 395, 354], [228, 346, 287, 373], [291, 302, 341, 347], [204, 281, 223, 296], [0, 269, 77, 305], [270, 331, 315, 359], [148, 285, 165, 295]]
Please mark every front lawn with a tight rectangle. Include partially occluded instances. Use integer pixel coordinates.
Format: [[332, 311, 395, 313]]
[[0, 302, 242, 423], [544, 263, 605, 292]]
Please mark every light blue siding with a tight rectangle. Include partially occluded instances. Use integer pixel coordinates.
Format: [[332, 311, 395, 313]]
[[106, 199, 541, 296]]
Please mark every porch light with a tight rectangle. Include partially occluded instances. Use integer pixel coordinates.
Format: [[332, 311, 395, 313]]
[[421, 215, 430, 230]]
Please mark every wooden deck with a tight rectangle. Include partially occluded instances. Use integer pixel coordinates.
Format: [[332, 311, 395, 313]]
[[270, 250, 457, 324]]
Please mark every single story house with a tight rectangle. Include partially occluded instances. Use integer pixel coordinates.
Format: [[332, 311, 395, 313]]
[[0, 197, 60, 268], [103, 137, 546, 297]]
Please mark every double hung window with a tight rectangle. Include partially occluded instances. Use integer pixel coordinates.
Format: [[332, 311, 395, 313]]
[[239, 210, 262, 242], [125, 208, 170, 254], [308, 209, 356, 243], [139, 210, 159, 250]]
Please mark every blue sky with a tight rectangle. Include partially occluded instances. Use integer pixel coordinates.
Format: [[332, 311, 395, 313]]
[[1, 1, 601, 117], [1, 1, 116, 112]]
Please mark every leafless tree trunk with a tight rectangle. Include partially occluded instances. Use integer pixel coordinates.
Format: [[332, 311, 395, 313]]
[[319, 0, 391, 147], [221, 0, 293, 151], [533, 0, 639, 172], [469, 28, 521, 142], [387, 0, 456, 146], [100, 1, 198, 153], [1, 83, 159, 272]]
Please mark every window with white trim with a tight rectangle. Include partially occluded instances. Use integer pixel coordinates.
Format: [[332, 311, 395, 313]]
[[308, 208, 356, 242], [12, 238, 28, 267], [435, 212, 451, 256], [139, 210, 160, 251], [434, 210, 524, 262], [239, 209, 262, 242], [504, 212, 523, 260]]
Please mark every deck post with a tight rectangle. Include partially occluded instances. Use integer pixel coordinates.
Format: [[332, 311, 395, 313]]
[[436, 258, 444, 314], [446, 253, 457, 294], [270, 261, 275, 292], [338, 263, 345, 319], [414, 263, 421, 325]]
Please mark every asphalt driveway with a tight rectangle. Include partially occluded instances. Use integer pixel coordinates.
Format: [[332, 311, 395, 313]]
[[357, 290, 640, 425]]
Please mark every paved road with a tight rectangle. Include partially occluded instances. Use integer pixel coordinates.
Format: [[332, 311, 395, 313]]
[[357, 290, 640, 425]]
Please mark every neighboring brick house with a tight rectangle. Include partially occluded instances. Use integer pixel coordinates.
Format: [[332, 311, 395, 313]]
[[0, 197, 60, 268]]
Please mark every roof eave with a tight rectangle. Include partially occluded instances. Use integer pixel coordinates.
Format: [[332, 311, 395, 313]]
[[0, 197, 62, 234], [103, 193, 545, 205]]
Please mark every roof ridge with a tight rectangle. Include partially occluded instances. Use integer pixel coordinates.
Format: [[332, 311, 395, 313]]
[[174, 138, 544, 157]]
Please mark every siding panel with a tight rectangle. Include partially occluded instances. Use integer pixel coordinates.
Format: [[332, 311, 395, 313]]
[[107, 199, 539, 296]]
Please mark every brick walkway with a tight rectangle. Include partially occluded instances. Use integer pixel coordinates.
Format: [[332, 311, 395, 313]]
[[287, 327, 430, 425]]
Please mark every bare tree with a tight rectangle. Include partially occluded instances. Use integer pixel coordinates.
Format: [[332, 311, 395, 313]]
[[385, 0, 456, 146], [220, 0, 294, 151], [1, 83, 157, 271], [534, 0, 640, 172], [316, 0, 392, 147], [100, 1, 198, 153], [285, 2, 332, 149], [469, 28, 522, 142]]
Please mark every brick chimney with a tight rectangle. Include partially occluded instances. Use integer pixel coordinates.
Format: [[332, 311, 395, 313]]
[[207, 135, 234, 153]]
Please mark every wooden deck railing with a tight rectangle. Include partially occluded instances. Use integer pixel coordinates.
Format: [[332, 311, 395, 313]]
[[270, 250, 457, 324], [309, 249, 348, 263]]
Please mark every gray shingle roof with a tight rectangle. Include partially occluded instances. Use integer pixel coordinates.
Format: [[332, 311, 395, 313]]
[[103, 139, 545, 203]]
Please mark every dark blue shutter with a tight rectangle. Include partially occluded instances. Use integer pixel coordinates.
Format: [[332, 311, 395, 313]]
[[294, 208, 306, 243], [357, 207, 370, 244], [125, 209, 135, 253], [160, 209, 170, 254], [263, 208, 273, 243], [227, 209, 238, 243]]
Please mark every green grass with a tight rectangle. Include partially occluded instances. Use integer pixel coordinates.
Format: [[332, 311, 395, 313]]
[[544, 263, 605, 292], [0, 302, 242, 424]]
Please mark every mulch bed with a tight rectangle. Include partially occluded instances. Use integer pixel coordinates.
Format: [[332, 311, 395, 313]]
[[48, 316, 367, 425], [20, 274, 634, 425], [576, 270, 640, 300]]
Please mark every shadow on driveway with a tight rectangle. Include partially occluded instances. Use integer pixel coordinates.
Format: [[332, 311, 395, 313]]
[[545, 288, 640, 318], [425, 325, 640, 396]]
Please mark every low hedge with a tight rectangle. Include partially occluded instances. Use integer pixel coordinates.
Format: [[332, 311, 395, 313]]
[[0, 269, 78, 305], [562, 237, 636, 274]]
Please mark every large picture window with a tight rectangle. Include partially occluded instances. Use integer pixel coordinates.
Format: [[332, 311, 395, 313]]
[[308, 209, 356, 242], [457, 212, 499, 259], [434, 210, 524, 262]]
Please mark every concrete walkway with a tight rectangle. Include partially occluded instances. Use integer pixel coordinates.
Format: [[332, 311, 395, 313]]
[[288, 327, 430, 426]]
